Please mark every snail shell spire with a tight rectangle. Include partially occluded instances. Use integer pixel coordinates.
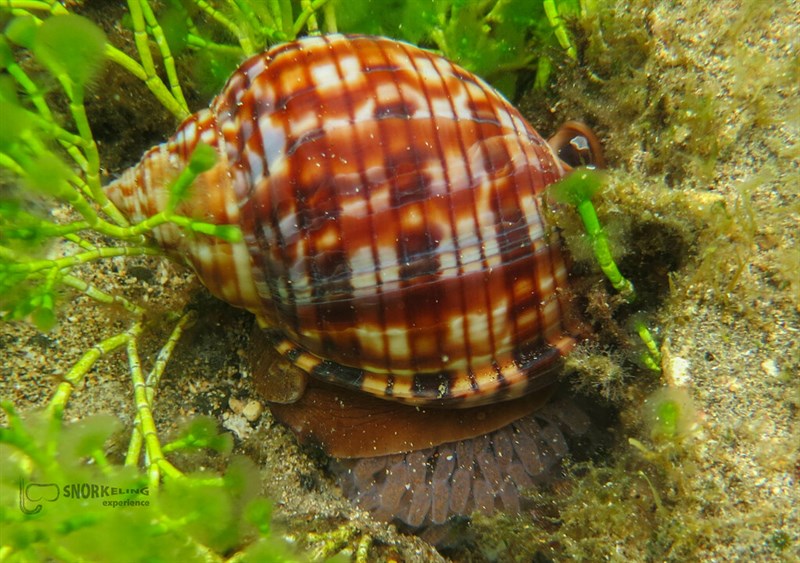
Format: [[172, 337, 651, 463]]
[[106, 34, 584, 406], [105, 105, 263, 315]]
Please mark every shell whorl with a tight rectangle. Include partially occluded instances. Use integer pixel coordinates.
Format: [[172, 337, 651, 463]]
[[105, 106, 263, 312], [107, 34, 584, 406]]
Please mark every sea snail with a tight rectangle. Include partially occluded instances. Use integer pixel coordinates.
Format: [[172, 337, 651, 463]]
[[106, 34, 605, 538]]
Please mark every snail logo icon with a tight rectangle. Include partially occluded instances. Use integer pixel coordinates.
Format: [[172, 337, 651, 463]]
[[19, 479, 60, 514]]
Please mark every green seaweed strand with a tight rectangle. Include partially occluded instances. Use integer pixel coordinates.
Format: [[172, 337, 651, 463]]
[[125, 311, 196, 468], [550, 169, 636, 300], [192, 0, 256, 54], [127, 336, 184, 489], [132, 0, 189, 112], [549, 168, 662, 370]]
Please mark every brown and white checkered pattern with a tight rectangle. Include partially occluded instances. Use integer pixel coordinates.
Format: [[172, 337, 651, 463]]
[[106, 35, 584, 406]]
